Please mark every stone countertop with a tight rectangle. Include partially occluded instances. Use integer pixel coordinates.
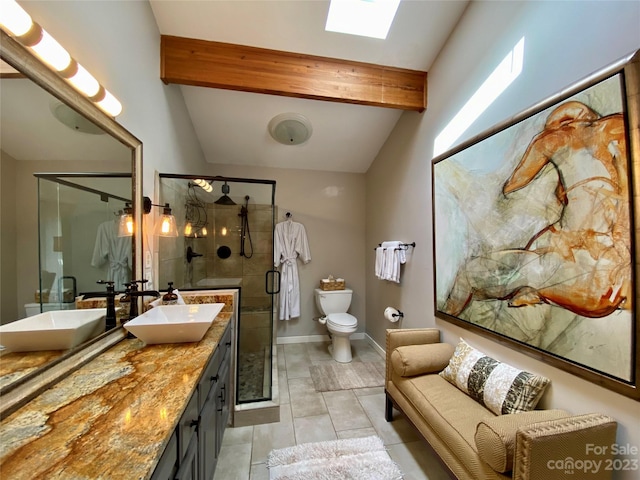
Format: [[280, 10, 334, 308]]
[[0, 313, 232, 480], [0, 349, 63, 389]]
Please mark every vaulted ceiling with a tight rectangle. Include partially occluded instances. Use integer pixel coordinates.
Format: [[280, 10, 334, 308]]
[[149, 0, 469, 173]]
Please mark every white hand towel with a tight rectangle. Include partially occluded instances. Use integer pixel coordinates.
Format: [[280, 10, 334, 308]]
[[375, 247, 385, 279], [380, 241, 403, 283]]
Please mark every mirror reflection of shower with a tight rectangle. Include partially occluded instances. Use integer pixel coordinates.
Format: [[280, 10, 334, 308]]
[[239, 195, 253, 258]]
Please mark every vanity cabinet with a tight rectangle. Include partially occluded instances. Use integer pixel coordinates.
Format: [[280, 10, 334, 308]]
[[152, 323, 232, 480]]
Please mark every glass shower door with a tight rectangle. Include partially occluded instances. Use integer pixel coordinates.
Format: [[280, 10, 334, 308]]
[[157, 175, 276, 404]]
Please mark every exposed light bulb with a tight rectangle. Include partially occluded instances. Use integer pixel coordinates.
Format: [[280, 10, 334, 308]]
[[67, 63, 100, 97], [201, 226, 208, 236], [95, 89, 123, 117], [118, 209, 134, 237], [184, 222, 193, 236], [0, 0, 33, 37], [221, 226, 228, 236], [161, 217, 171, 234], [30, 29, 71, 71]]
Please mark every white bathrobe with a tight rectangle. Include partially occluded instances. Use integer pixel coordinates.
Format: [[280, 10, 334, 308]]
[[92, 219, 132, 290], [274, 219, 311, 320]]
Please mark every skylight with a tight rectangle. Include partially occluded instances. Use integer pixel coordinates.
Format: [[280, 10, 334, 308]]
[[433, 37, 526, 157], [325, 0, 401, 40]]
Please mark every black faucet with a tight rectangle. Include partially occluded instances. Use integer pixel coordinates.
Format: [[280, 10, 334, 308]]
[[127, 279, 160, 318], [95, 280, 117, 330]]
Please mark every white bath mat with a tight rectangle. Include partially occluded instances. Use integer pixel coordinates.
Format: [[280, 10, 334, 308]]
[[267, 435, 403, 479]]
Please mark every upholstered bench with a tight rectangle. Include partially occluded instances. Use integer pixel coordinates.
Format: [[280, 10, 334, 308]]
[[384, 328, 617, 480]]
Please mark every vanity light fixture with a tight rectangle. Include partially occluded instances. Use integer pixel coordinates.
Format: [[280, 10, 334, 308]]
[[0, 0, 123, 117], [193, 178, 213, 193], [143, 196, 179, 237]]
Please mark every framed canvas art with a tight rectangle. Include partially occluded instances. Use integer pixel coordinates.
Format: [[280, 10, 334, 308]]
[[432, 49, 640, 400]]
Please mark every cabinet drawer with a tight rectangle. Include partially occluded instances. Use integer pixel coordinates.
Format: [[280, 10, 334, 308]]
[[151, 431, 178, 480], [198, 324, 232, 410], [177, 391, 199, 460], [199, 347, 221, 410]]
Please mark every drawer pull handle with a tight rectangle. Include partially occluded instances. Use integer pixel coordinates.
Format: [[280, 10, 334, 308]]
[[190, 419, 199, 428], [210, 375, 218, 382]]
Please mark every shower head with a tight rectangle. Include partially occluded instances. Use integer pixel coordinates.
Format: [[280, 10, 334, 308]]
[[214, 181, 236, 205]]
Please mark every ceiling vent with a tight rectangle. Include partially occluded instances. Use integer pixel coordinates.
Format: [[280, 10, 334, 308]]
[[268, 113, 312, 145], [50, 101, 104, 135]]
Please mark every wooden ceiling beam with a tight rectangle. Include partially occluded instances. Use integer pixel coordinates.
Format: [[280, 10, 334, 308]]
[[160, 35, 427, 112]]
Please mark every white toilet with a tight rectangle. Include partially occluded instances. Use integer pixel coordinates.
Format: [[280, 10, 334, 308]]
[[314, 288, 358, 363]]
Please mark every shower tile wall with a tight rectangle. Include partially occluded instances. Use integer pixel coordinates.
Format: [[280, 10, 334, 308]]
[[198, 204, 274, 354]]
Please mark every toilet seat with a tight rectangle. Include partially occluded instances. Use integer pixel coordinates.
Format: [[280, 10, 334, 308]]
[[326, 313, 357, 332]]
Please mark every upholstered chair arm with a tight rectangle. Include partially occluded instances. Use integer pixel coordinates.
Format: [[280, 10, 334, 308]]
[[514, 413, 617, 480]]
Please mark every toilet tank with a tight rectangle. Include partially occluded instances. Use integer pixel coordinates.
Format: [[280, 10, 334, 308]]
[[314, 288, 352, 314]]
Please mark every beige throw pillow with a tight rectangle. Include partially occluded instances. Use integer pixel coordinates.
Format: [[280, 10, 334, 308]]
[[439, 339, 550, 415]]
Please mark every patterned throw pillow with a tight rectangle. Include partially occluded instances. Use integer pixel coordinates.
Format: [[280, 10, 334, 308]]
[[439, 339, 550, 415]]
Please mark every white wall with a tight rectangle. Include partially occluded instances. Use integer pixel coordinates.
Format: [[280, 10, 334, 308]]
[[0, 152, 18, 323], [366, 1, 640, 477]]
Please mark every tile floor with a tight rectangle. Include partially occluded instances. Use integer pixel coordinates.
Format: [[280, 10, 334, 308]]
[[213, 339, 452, 480]]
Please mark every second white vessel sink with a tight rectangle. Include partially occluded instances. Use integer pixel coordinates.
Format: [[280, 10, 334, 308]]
[[124, 303, 225, 345]]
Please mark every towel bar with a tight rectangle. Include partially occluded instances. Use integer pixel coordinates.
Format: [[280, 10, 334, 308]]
[[373, 242, 415, 251]]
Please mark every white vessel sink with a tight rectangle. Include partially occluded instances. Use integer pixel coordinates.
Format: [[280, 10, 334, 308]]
[[123, 303, 225, 345], [0, 309, 106, 352]]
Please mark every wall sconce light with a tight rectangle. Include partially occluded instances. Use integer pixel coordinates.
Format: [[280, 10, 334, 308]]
[[144, 196, 178, 237], [118, 203, 134, 237], [0, 0, 122, 117]]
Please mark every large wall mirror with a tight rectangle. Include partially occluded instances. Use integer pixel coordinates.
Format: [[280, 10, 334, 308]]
[[0, 29, 143, 397]]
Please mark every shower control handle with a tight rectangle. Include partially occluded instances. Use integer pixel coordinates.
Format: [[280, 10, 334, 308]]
[[186, 246, 203, 263]]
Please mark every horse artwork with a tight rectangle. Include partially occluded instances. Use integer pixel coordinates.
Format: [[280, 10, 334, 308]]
[[432, 50, 640, 400]]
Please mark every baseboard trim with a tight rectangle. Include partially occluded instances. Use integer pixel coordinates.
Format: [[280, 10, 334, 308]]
[[365, 333, 385, 357], [276, 332, 366, 344]]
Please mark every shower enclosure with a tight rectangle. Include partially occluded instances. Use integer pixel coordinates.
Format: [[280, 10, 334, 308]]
[[34, 173, 133, 315], [157, 175, 277, 405]]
